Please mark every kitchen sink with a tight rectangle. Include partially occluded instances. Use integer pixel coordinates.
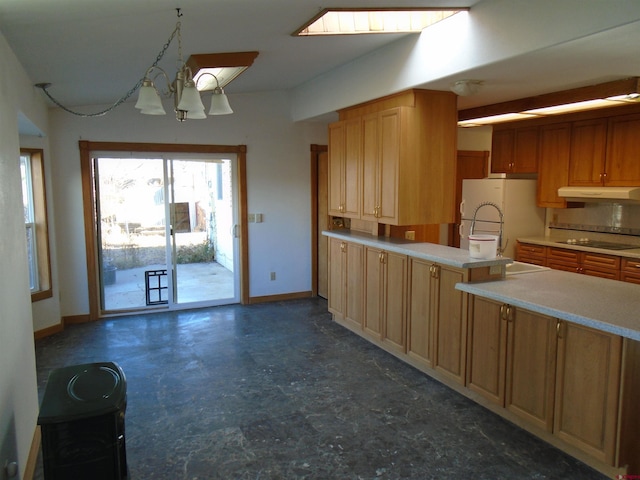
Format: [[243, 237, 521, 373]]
[[505, 261, 550, 275]]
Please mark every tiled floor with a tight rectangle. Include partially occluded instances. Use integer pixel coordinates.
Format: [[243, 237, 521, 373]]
[[34, 298, 607, 479]]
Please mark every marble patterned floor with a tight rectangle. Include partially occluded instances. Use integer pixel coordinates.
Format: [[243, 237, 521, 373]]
[[34, 297, 608, 479]]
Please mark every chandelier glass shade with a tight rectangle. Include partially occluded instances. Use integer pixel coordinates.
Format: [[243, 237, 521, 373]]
[[35, 9, 236, 121]]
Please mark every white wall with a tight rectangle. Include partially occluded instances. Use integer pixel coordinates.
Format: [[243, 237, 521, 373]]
[[48, 90, 328, 316], [291, 0, 640, 121], [0, 31, 49, 480], [19, 134, 62, 332]]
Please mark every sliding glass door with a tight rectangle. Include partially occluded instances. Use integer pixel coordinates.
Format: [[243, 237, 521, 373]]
[[95, 154, 239, 312]]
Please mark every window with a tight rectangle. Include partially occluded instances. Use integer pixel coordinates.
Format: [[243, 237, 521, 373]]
[[20, 149, 52, 301]]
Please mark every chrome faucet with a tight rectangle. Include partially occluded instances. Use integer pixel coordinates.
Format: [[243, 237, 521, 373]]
[[470, 201, 505, 257]]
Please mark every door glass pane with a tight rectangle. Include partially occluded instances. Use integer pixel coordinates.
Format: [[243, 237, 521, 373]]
[[170, 159, 236, 304], [97, 157, 168, 310]]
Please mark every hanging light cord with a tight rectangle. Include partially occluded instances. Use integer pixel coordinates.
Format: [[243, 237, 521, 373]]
[[36, 14, 182, 118]]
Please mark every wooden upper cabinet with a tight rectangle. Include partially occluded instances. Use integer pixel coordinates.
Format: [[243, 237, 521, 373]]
[[491, 126, 538, 174], [537, 123, 571, 208], [328, 119, 361, 218], [568, 118, 607, 186], [490, 129, 514, 173], [361, 109, 400, 223], [335, 89, 457, 226], [605, 113, 640, 186]]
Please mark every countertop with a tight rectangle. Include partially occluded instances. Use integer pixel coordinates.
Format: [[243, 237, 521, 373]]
[[518, 235, 640, 258], [456, 269, 640, 341], [323, 230, 512, 269]]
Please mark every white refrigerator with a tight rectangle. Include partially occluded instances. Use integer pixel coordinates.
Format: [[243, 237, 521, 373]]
[[459, 179, 545, 259]]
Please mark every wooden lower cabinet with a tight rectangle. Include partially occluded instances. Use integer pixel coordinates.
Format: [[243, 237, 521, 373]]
[[328, 238, 363, 329], [516, 241, 547, 266], [327, 239, 640, 476], [621, 257, 640, 284], [466, 297, 506, 404], [466, 296, 632, 470], [505, 307, 557, 432], [432, 264, 467, 384], [467, 297, 557, 431], [554, 322, 622, 465], [406, 258, 435, 369], [363, 246, 407, 353]]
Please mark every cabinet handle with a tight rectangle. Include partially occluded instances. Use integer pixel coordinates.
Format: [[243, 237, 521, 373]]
[[556, 320, 563, 339], [506, 305, 514, 322], [500, 304, 506, 320], [340, 242, 346, 252]]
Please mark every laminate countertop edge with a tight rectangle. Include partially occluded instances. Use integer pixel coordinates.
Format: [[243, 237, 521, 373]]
[[322, 230, 512, 269], [456, 269, 640, 341]]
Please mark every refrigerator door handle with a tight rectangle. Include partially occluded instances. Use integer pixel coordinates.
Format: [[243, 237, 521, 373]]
[[459, 199, 465, 216], [458, 223, 465, 239]]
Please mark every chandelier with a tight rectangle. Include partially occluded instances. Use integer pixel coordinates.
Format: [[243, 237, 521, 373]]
[[36, 9, 234, 121]]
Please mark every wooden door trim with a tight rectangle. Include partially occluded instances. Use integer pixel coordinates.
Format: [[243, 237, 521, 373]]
[[79, 140, 249, 320], [311, 144, 328, 297]]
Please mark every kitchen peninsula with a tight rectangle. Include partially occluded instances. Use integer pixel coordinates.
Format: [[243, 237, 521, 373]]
[[324, 229, 640, 478]]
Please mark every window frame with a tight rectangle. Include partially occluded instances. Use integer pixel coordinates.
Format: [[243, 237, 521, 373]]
[[20, 148, 53, 302]]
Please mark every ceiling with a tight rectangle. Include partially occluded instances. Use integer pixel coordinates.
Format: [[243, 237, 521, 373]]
[[1, 0, 639, 116]]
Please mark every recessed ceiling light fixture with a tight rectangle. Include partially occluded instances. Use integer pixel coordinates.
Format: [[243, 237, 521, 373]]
[[36, 9, 257, 121], [292, 7, 468, 36], [458, 77, 640, 127]]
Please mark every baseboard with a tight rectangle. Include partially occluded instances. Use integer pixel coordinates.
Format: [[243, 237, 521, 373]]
[[34, 323, 64, 340], [62, 314, 91, 325], [23, 426, 41, 480], [248, 291, 312, 304]]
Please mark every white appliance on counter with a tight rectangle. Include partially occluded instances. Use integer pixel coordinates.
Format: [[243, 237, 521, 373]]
[[459, 179, 545, 259]]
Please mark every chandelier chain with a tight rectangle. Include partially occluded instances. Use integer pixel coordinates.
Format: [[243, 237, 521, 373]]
[[37, 21, 182, 117]]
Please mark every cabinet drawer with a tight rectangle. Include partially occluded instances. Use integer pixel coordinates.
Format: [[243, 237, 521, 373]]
[[548, 247, 580, 264], [582, 253, 620, 270], [516, 243, 546, 261], [622, 257, 640, 272], [547, 261, 579, 273], [621, 273, 640, 284], [621, 258, 640, 284]]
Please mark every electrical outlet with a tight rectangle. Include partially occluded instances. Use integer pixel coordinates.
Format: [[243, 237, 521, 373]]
[[404, 230, 416, 241], [248, 213, 256, 223], [270, 272, 276, 281]]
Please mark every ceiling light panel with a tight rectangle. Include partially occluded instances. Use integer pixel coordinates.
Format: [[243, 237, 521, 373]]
[[293, 8, 467, 36]]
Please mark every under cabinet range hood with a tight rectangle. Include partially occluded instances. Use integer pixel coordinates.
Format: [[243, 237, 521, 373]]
[[557, 186, 640, 202]]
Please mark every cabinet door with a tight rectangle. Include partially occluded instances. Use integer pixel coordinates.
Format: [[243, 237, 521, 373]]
[[466, 296, 506, 405], [569, 118, 607, 186], [505, 310, 557, 432], [328, 122, 345, 216], [363, 247, 383, 339], [513, 126, 539, 173], [606, 113, 640, 186], [433, 265, 467, 384], [554, 322, 622, 464], [377, 108, 400, 224], [491, 129, 514, 173], [381, 251, 407, 353], [537, 123, 570, 208], [344, 242, 364, 328], [327, 238, 345, 315], [407, 258, 434, 368], [343, 118, 362, 217], [361, 113, 379, 221]]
